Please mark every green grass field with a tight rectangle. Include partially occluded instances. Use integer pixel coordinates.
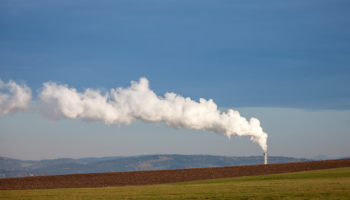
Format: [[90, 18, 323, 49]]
[[1, 167, 350, 200]]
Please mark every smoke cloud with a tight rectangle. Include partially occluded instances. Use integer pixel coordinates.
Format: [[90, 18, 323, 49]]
[[0, 79, 32, 116], [38, 77, 268, 151]]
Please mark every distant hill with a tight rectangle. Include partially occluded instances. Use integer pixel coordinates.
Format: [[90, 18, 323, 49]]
[[0, 154, 311, 178], [312, 155, 350, 161], [76, 156, 130, 164], [312, 155, 330, 160], [0, 156, 26, 171]]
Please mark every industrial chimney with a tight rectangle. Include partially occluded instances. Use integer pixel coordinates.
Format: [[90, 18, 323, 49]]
[[263, 153, 268, 164]]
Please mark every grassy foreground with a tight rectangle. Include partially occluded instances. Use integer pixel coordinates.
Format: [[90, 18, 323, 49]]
[[1, 167, 350, 200]]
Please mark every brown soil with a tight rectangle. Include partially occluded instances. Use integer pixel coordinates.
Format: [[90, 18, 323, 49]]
[[1, 159, 350, 190]]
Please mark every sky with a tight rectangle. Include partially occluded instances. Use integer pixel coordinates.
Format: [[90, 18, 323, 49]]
[[0, 0, 349, 160]]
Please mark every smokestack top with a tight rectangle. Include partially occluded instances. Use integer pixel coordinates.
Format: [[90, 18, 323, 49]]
[[263, 153, 268, 165]]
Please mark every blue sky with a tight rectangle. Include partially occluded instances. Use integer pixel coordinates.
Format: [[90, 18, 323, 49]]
[[0, 0, 349, 160]]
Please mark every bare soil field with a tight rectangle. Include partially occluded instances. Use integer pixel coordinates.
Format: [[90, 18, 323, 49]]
[[1, 158, 349, 190]]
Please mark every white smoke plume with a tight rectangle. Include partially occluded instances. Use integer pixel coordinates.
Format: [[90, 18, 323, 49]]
[[0, 79, 32, 116], [38, 77, 268, 151]]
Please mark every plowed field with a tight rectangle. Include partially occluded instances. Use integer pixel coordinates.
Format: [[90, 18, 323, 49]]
[[1, 158, 349, 190]]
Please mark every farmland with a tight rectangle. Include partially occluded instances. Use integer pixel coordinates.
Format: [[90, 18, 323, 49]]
[[1, 158, 349, 190], [1, 167, 349, 199]]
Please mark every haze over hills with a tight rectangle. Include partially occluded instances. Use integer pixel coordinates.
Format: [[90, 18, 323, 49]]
[[1, 154, 347, 179], [0, 154, 317, 178]]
